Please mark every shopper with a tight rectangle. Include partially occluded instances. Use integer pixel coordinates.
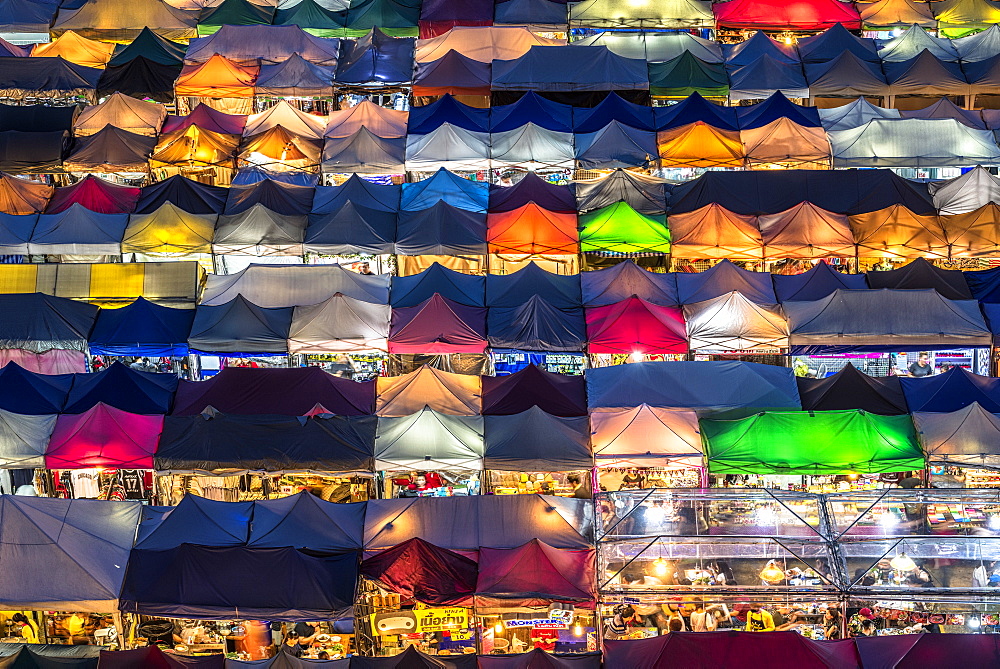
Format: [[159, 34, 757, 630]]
[[603, 605, 636, 640]]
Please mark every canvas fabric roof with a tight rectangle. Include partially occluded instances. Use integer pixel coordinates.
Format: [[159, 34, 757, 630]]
[[590, 405, 702, 468], [195, 0, 276, 35], [0, 174, 52, 215], [487, 295, 586, 352], [578, 201, 670, 254], [877, 24, 960, 61], [63, 362, 177, 414], [0, 212, 33, 255], [52, 0, 197, 40], [476, 539, 595, 604], [757, 202, 854, 258], [336, 28, 414, 85], [481, 364, 585, 417], [492, 45, 649, 92], [818, 98, 901, 132], [0, 496, 141, 611], [934, 0, 1000, 37], [676, 259, 777, 305], [188, 295, 292, 355], [272, 0, 344, 38], [395, 202, 487, 255], [489, 172, 575, 214], [723, 32, 800, 67], [323, 129, 405, 174], [212, 205, 307, 256], [865, 257, 973, 299], [900, 97, 986, 129], [702, 410, 923, 475], [97, 58, 182, 104], [494, 0, 569, 30], [64, 126, 155, 174], [805, 51, 890, 98], [571, 30, 722, 63], [305, 202, 396, 255], [668, 204, 762, 260], [238, 126, 322, 170], [848, 205, 949, 259], [575, 121, 658, 170], [288, 293, 390, 353], [45, 402, 162, 470], [28, 205, 127, 256], [797, 363, 908, 415], [0, 363, 73, 415], [683, 291, 789, 352], [0, 58, 101, 100], [485, 262, 582, 309], [405, 124, 491, 172], [585, 360, 801, 412], [772, 262, 868, 302], [569, 0, 712, 27], [32, 31, 115, 69], [390, 263, 486, 308], [203, 263, 389, 307], [574, 92, 656, 132], [375, 408, 484, 470], [400, 168, 489, 212], [490, 92, 573, 133], [244, 101, 326, 140], [326, 100, 407, 138], [831, 119, 1000, 168], [785, 288, 990, 353], [0, 0, 59, 34], [713, 0, 861, 30], [375, 365, 481, 416], [487, 202, 577, 255], [648, 52, 729, 98], [226, 179, 315, 216], [859, 0, 936, 29], [797, 24, 879, 64], [415, 26, 564, 63], [360, 537, 477, 606], [409, 96, 489, 135], [175, 55, 257, 98], [657, 122, 745, 168], [185, 24, 341, 65], [412, 50, 492, 97], [162, 104, 247, 136], [581, 260, 678, 307], [939, 203, 1000, 257], [313, 174, 400, 214], [902, 365, 1000, 412], [0, 410, 55, 469], [254, 55, 335, 98], [389, 293, 487, 354], [585, 296, 687, 354], [73, 93, 166, 138], [149, 126, 239, 169], [954, 22, 1000, 60], [573, 169, 668, 215], [89, 297, 195, 357], [726, 55, 809, 100], [883, 50, 970, 96], [928, 166, 1000, 215], [913, 402, 1000, 469], [108, 27, 187, 67], [489, 124, 575, 170], [0, 131, 66, 175]]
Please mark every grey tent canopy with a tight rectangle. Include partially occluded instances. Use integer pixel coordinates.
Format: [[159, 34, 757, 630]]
[[375, 407, 484, 471], [914, 402, 1000, 470]]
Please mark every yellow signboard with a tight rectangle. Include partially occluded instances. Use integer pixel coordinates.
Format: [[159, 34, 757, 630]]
[[370, 607, 469, 636]]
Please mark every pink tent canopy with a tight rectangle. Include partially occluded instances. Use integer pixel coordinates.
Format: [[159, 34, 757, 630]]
[[0, 349, 86, 374], [585, 296, 687, 354], [46, 402, 163, 469], [476, 539, 595, 606]]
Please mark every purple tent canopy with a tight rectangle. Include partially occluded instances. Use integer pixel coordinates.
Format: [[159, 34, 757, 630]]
[[488, 172, 576, 213], [171, 366, 375, 416], [481, 364, 586, 416], [478, 650, 601, 668], [99, 646, 225, 668], [419, 0, 492, 22], [389, 293, 488, 354], [855, 634, 1000, 669], [360, 537, 478, 605]]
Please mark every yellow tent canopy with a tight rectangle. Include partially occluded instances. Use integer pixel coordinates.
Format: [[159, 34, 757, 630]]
[[239, 126, 323, 171], [175, 54, 258, 98], [940, 202, 1000, 257], [32, 31, 116, 69], [849, 204, 949, 259], [51, 0, 198, 41], [123, 202, 216, 254], [150, 126, 240, 168], [657, 121, 745, 168]]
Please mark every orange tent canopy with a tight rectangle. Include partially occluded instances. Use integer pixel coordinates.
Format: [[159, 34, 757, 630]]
[[940, 203, 1000, 258], [150, 126, 239, 167], [741, 118, 832, 169], [32, 31, 115, 69], [175, 54, 258, 98], [758, 201, 855, 259], [657, 121, 745, 168], [487, 202, 578, 255], [849, 204, 949, 259], [0, 173, 53, 214], [668, 203, 762, 259]]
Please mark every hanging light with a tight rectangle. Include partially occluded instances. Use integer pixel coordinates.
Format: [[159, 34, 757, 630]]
[[890, 553, 916, 572], [573, 623, 584, 636], [494, 620, 504, 634], [652, 557, 668, 577], [630, 351, 644, 363], [759, 560, 785, 584]]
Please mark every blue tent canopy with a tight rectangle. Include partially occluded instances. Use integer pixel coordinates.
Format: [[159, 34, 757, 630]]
[[313, 174, 400, 214], [494, 0, 567, 26], [400, 169, 488, 212], [135, 175, 228, 215], [0, 213, 35, 254], [249, 493, 365, 551], [586, 360, 801, 412], [155, 413, 376, 473], [390, 263, 485, 307], [305, 202, 396, 255], [0, 646, 97, 668], [0, 362, 73, 414], [573, 92, 655, 133], [901, 366, 1000, 413], [395, 202, 487, 255], [492, 45, 649, 92], [796, 23, 879, 63], [967, 266, 1000, 303], [89, 297, 194, 357], [225, 179, 316, 216], [723, 31, 800, 67], [232, 167, 319, 187], [486, 263, 583, 309], [735, 91, 821, 129], [488, 172, 575, 213], [668, 169, 935, 215], [413, 50, 491, 97], [484, 407, 591, 471], [773, 263, 868, 302], [135, 495, 253, 549], [0, 293, 98, 353], [486, 295, 586, 351], [0, 0, 59, 33], [726, 55, 808, 99], [63, 361, 178, 414], [407, 94, 490, 134], [188, 296, 293, 355], [574, 121, 657, 170], [489, 91, 574, 133], [581, 260, 679, 307], [336, 28, 414, 85], [675, 260, 777, 305], [652, 92, 738, 131], [29, 206, 128, 256]]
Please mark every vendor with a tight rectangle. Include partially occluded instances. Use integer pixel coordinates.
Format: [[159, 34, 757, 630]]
[[11, 614, 38, 643]]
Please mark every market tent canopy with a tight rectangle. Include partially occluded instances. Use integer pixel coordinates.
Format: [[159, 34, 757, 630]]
[[161, 104, 246, 137], [326, 100, 407, 139], [578, 202, 670, 255], [363, 494, 594, 551], [581, 260, 678, 307], [0, 58, 101, 101], [758, 202, 854, 258], [491, 46, 649, 92], [404, 123, 491, 172], [797, 363, 908, 415], [488, 172, 575, 214], [390, 263, 486, 308], [860, 0, 936, 29], [818, 98, 901, 132], [913, 402, 1000, 469], [255, 55, 335, 98], [248, 493, 365, 551], [45, 403, 162, 470], [934, 0, 1000, 37], [726, 55, 809, 101], [489, 124, 575, 170], [797, 23, 879, 63], [901, 365, 1000, 412], [0, 131, 66, 175], [305, 202, 394, 256], [0, 173, 52, 215], [29, 205, 127, 256], [64, 126, 155, 174], [360, 537, 477, 605], [134, 494, 252, 549], [0, 410, 55, 469], [174, 54, 258, 98], [928, 166, 1000, 215], [0, 495, 141, 611], [0, 363, 73, 415], [389, 293, 487, 354], [476, 540, 595, 604], [73, 93, 165, 138], [485, 263, 582, 309], [590, 405, 703, 468], [683, 291, 789, 353], [481, 364, 587, 417], [785, 289, 991, 353], [97, 57, 183, 104], [414, 26, 564, 63], [172, 367, 374, 416], [31, 31, 115, 69], [494, 0, 569, 30], [955, 22, 1000, 60], [202, 264, 389, 308], [883, 51, 971, 97], [108, 27, 187, 67], [185, 24, 340, 66], [51, 0, 197, 41], [573, 169, 668, 216], [394, 202, 487, 255], [243, 103, 326, 142], [702, 410, 923, 475], [47, 175, 140, 215], [136, 175, 228, 215], [155, 413, 376, 472], [122, 203, 216, 255], [865, 257, 973, 300], [374, 408, 484, 470], [713, 0, 861, 30], [900, 97, 986, 129], [0, 293, 97, 354], [878, 24, 959, 61], [400, 168, 488, 212], [667, 203, 761, 260], [573, 92, 655, 133], [336, 28, 414, 85], [656, 121, 744, 169], [653, 91, 738, 131], [648, 52, 729, 98], [0, 647, 99, 668], [375, 366, 481, 416], [571, 31, 723, 63], [585, 360, 802, 412], [486, 295, 586, 352], [773, 263, 869, 303], [478, 651, 601, 668], [323, 129, 406, 174], [412, 50, 492, 97], [568, 0, 713, 28], [195, 0, 277, 37], [848, 205, 949, 260], [63, 361, 178, 414], [585, 296, 687, 354], [484, 407, 591, 471], [407, 96, 488, 134], [490, 90, 573, 133], [89, 298, 194, 357], [675, 259, 777, 305], [188, 296, 292, 355], [289, 293, 390, 354], [805, 51, 889, 98], [350, 646, 475, 668], [0, 0, 58, 35]]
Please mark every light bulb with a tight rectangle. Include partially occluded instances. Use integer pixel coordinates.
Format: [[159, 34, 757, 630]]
[[629, 351, 644, 363], [494, 621, 504, 633], [759, 560, 785, 584], [652, 557, 668, 577], [573, 623, 583, 636], [890, 553, 916, 572], [969, 617, 981, 629]]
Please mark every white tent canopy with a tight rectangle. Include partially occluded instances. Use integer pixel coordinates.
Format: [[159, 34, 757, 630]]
[[405, 124, 491, 172], [243, 100, 326, 140], [212, 204, 307, 256], [590, 404, 703, 468], [818, 98, 901, 132], [375, 408, 484, 470], [683, 290, 789, 352], [202, 263, 391, 307], [928, 165, 1000, 215], [288, 292, 390, 353], [830, 118, 1000, 168], [913, 402, 1000, 470]]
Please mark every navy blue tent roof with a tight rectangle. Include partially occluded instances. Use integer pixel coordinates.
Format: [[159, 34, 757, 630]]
[[489, 172, 575, 213], [134, 495, 251, 549], [773, 263, 869, 302], [574, 121, 657, 170], [407, 94, 490, 134], [400, 168, 488, 212], [492, 45, 648, 92], [573, 92, 655, 133], [967, 266, 1000, 303], [135, 175, 228, 215], [0, 212, 33, 253], [390, 263, 486, 308], [982, 302, 1000, 343], [89, 297, 194, 357], [29, 206, 128, 256], [120, 545, 356, 621], [668, 169, 935, 215], [901, 366, 1000, 413], [225, 179, 315, 216], [232, 167, 319, 187], [582, 260, 679, 307], [0, 293, 98, 352], [0, 362, 73, 415], [494, 0, 567, 26], [866, 257, 973, 301], [188, 296, 292, 355], [0, 104, 76, 133], [336, 28, 414, 85], [413, 49, 491, 97], [488, 91, 573, 133], [249, 493, 365, 551], [305, 201, 396, 255], [312, 174, 400, 214], [797, 363, 908, 415], [652, 92, 739, 132], [0, 58, 101, 94], [0, 0, 59, 33], [726, 55, 807, 98], [723, 31, 800, 67], [486, 263, 583, 309], [487, 296, 586, 352], [108, 27, 187, 67], [63, 361, 178, 414], [586, 360, 801, 412], [484, 407, 591, 471], [735, 91, 821, 129], [796, 23, 879, 63], [155, 413, 376, 473], [0, 647, 97, 668], [675, 260, 777, 305], [395, 201, 487, 255]]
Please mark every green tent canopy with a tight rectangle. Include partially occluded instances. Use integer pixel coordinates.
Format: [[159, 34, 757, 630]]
[[578, 201, 671, 254], [702, 410, 924, 475], [197, 0, 275, 36], [648, 52, 729, 98]]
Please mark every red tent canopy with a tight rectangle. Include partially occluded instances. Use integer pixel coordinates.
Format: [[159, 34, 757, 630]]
[[99, 646, 224, 669], [585, 296, 687, 354], [855, 633, 1000, 669], [45, 402, 163, 469], [713, 0, 861, 30], [476, 539, 595, 606], [360, 537, 478, 605], [46, 174, 141, 214]]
